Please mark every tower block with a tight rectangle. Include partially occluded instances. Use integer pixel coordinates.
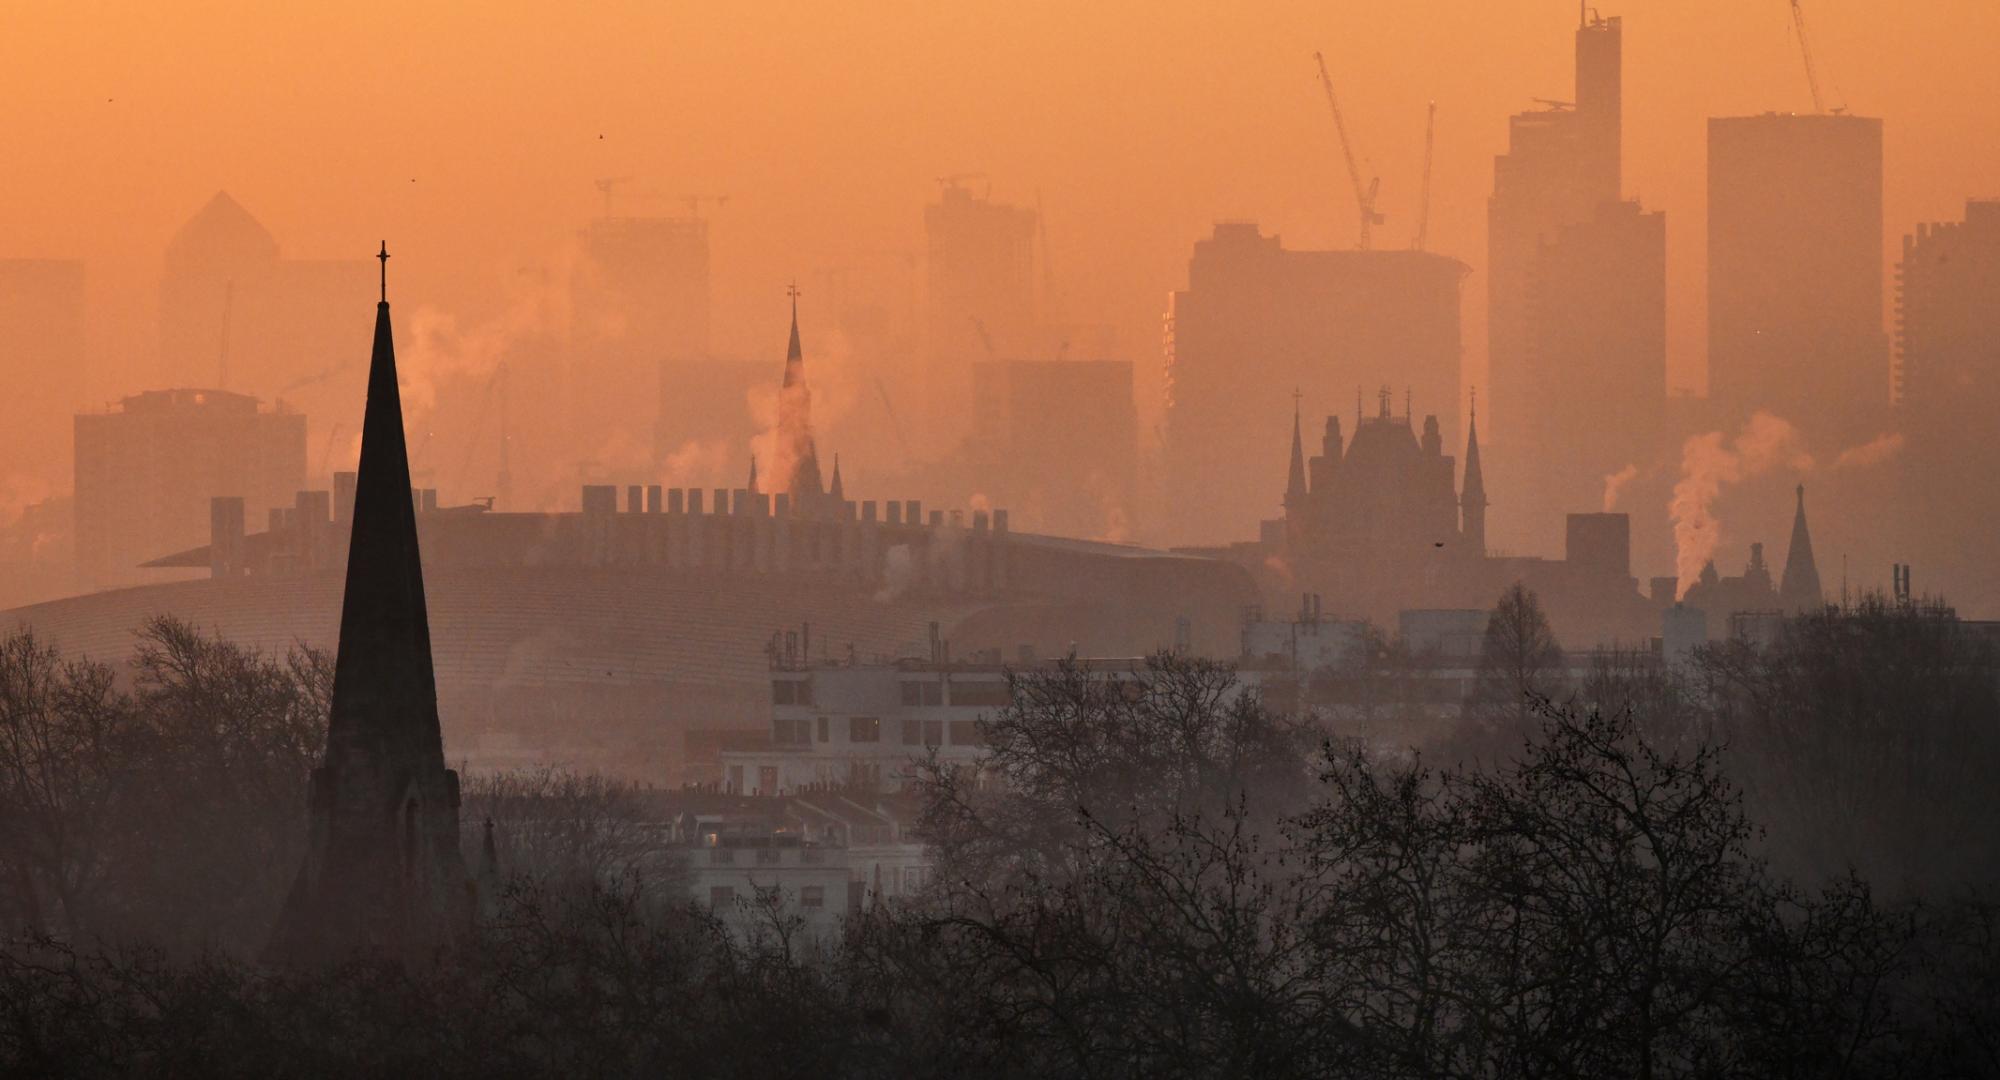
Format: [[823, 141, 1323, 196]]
[[268, 246, 473, 963]]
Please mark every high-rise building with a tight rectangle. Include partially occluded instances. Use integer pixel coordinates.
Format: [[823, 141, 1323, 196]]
[[967, 359, 1137, 539], [569, 208, 711, 466], [1707, 112, 1885, 438], [1164, 223, 1467, 545], [1897, 199, 2000, 421], [1516, 198, 1667, 551], [73, 388, 305, 590], [1889, 199, 2000, 612], [158, 193, 373, 426], [0, 259, 85, 494], [1488, 14, 1623, 450], [923, 182, 1037, 451]]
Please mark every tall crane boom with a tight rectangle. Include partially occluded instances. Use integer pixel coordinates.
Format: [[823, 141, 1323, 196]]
[[1312, 51, 1384, 250], [1788, 0, 1826, 114], [1414, 101, 1436, 252]]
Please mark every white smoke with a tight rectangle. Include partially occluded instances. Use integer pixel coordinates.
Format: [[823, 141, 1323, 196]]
[[1669, 411, 1813, 599], [1832, 432, 1905, 470], [873, 543, 915, 603], [1602, 464, 1639, 512]]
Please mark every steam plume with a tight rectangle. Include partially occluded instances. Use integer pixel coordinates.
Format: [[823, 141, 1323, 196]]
[[1669, 411, 1812, 598]]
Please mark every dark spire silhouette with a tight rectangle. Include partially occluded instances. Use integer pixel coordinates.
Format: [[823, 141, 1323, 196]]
[[829, 453, 844, 502], [1284, 392, 1308, 509], [779, 285, 825, 503], [747, 453, 760, 495], [268, 246, 471, 964], [1460, 389, 1488, 554], [1779, 484, 1824, 612]]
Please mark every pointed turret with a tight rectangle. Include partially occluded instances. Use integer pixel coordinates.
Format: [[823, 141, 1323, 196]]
[[268, 245, 471, 964], [1284, 397, 1308, 511], [1779, 484, 1824, 612], [829, 453, 844, 502], [778, 288, 825, 505], [1459, 391, 1488, 554], [747, 454, 760, 495]]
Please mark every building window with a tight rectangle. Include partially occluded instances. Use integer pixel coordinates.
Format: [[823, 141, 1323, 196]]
[[903, 867, 922, 893], [950, 680, 1012, 707], [901, 717, 922, 745], [727, 765, 744, 793], [758, 766, 779, 794], [850, 716, 881, 742], [900, 681, 923, 706], [924, 720, 944, 747], [709, 848, 737, 866], [800, 885, 825, 909], [756, 846, 780, 865], [949, 720, 984, 746], [773, 717, 810, 745], [816, 716, 829, 743], [922, 682, 944, 706], [710, 886, 736, 909]]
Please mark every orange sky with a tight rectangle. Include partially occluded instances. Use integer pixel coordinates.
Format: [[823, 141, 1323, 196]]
[[3, 0, 1996, 420]]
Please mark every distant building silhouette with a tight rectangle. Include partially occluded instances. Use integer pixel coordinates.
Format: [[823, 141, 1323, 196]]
[[1517, 198, 1667, 549], [923, 181, 1038, 452], [965, 358, 1137, 539], [1486, 13, 1665, 550], [1779, 484, 1824, 611], [1897, 199, 2000, 423], [1164, 223, 1467, 545], [269, 251, 472, 963], [569, 200, 712, 467], [158, 192, 372, 419], [1487, 14, 1623, 440], [0, 258, 85, 495], [777, 292, 827, 504], [1707, 113, 1885, 439], [73, 388, 304, 590]]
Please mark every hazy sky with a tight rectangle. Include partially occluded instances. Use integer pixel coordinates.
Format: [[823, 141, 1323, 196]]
[[3, 0, 1996, 416]]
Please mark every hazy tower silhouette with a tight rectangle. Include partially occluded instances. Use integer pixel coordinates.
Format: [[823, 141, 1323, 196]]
[[268, 245, 472, 963], [1708, 113, 1885, 440], [1778, 484, 1824, 612]]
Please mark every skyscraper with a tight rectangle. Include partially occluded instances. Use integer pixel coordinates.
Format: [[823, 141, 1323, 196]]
[[0, 259, 85, 494], [569, 205, 712, 467], [1516, 198, 1667, 551], [1707, 112, 1885, 439], [1896, 199, 2000, 423], [1164, 223, 1467, 545], [1488, 13, 1623, 448], [270, 249, 472, 963], [923, 182, 1037, 452]]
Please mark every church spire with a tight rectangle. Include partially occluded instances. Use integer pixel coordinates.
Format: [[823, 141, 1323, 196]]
[[1779, 483, 1824, 612], [747, 453, 760, 495], [1460, 389, 1487, 555], [829, 453, 844, 502], [1284, 391, 1308, 509], [778, 285, 824, 505], [268, 247, 471, 964]]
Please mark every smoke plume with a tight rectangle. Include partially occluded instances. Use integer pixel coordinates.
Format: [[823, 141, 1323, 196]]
[[1669, 411, 1812, 598], [1833, 432, 1905, 470], [1602, 464, 1639, 512]]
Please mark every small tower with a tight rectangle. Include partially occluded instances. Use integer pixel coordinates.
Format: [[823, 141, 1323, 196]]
[[267, 246, 472, 964], [1459, 391, 1488, 555], [1284, 393, 1308, 513], [779, 286, 825, 507], [828, 453, 845, 503], [1779, 484, 1824, 612]]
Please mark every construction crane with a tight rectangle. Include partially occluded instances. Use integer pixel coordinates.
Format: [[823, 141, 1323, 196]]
[[1413, 102, 1436, 252], [1788, 0, 1827, 114], [1313, 50, 1383, 250]]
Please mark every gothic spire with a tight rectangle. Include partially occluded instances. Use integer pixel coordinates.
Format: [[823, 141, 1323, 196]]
[[1460, 389, 1487, 554], [828, 453, 844, 502], [324, 252, 442, 774], [1284, 392, 1308, 508], [1779, 484, 1824, 612], [778, 286, 824, 502], [747, 453, 760, 495]]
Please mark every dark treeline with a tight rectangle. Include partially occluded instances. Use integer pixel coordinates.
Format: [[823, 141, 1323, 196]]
[[0, 597, 1995, 1077]]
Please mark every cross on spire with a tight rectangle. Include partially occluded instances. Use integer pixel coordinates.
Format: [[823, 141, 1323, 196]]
[[787, 279, 801, 313], [377, 242, 390, 303]]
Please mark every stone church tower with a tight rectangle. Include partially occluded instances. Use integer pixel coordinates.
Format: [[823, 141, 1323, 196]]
[[268, 247, 473, 963]]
